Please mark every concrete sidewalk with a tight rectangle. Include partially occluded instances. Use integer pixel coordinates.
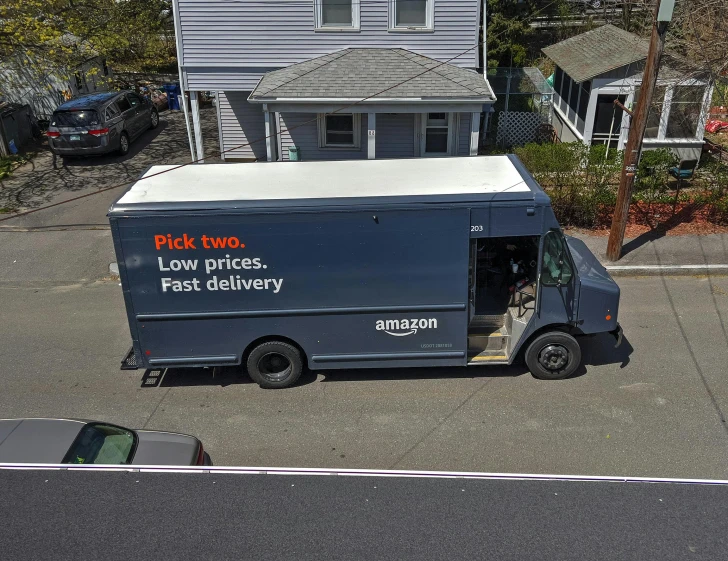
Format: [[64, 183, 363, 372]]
[[567, 231, 728, 275]]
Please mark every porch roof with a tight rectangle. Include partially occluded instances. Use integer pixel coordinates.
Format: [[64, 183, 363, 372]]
[[248, 48, 494, 104], [542, 24, 649, 83]]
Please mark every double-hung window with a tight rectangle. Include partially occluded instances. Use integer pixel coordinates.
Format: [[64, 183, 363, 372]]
[[318, 113, 361, 148], [389, 0, 433, 30], [315, 0, 360, 30]]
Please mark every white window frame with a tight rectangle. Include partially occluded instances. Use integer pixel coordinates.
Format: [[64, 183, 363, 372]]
[[420, 112, 455, 156], [314, 0, 360, 31], [318, 113, 361, 148], [389, 0, 434, 31]]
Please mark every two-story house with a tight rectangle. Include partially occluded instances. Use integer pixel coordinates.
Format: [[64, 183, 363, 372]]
[[171, 0, 493, 162]]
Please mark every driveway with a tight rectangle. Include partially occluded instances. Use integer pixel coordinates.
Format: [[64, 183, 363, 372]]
[[0, 107, 220, 284]]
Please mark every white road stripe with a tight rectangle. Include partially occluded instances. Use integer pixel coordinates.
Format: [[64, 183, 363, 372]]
[[2, 463, 728, 485]]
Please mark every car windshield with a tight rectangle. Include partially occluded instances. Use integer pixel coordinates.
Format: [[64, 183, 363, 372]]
[[62, 423, 136, 464], [51, 110, 100, 127]]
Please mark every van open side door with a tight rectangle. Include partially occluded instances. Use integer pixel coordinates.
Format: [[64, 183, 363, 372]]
[[536, 230, 578, 325]]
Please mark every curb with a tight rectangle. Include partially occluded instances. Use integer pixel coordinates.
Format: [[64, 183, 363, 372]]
[[605, 264, 728, 277], [109, 262, 119, 276]]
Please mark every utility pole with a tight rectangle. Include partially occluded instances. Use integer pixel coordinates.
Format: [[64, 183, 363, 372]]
[[606, 0, 675, 261]]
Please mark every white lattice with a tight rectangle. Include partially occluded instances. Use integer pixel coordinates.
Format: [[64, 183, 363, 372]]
[[496, 111, 549, 147]]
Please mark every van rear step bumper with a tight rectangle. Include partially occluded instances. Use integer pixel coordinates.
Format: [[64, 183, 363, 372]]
[[120, 346, 139, 370]]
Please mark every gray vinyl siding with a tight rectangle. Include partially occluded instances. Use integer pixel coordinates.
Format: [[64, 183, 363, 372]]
[[279, 113, 368, 161], [458, 112, 471, 156], [186, 69, 277, 91], [176, 1, 480, 75], [377, 114, 415, 158], [218, 91, 267, 161]]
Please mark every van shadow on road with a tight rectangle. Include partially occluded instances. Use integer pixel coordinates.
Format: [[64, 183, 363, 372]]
[[139, 332, 633, 388], [319, 332, 632, 384], [140, 366, 253, 389]]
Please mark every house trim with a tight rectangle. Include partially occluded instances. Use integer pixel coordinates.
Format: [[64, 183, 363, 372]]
[[249, 97, 490, 104], [275, 111, 283, 161], [216, 91, 225, 161], [642, 139, 705, 146], [255, 102, 488, 114]]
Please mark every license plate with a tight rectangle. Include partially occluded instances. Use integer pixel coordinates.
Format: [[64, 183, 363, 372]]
[[69, 134, 81, 141]]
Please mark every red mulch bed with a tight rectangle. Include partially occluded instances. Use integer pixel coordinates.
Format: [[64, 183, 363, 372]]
[[580, 201, 728, 237]]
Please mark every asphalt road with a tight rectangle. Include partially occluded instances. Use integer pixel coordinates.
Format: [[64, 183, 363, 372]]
[[1, 273, 727, 477], [2, 469, 727, 561]]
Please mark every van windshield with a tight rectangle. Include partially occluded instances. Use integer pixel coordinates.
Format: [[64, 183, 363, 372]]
[[51, 110, 100, 127]]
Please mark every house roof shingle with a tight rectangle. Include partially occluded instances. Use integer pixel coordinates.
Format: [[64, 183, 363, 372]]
[[248, 48, 494, 102], [542, 24, 650, 83]]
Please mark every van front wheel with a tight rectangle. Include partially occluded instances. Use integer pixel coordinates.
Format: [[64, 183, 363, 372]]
[[246, 341, 303, 389], [525, 332, 581, 380]]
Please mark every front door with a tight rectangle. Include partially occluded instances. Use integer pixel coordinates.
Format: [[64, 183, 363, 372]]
[[420, 113, 454, 156], [537, 230, 577, 325], [591, 94, 626, 149]]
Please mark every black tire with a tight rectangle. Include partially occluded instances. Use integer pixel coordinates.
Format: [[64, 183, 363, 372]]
[[246, 341, 303, 389], [525, 331, 581, 380], [150, 109, 159, 129], [118, 132, 130, 155]]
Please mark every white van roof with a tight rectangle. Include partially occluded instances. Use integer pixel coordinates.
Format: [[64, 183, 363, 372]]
[[113, 156, 534, 208]]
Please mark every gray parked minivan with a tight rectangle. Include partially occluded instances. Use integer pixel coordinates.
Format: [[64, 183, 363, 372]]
[[47, 91, 159, 159]]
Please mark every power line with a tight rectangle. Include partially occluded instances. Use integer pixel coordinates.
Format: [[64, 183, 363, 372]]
[[0, 0, 563, 223]]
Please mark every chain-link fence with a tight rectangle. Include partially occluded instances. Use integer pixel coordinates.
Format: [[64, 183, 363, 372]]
[[485, 67, 555, 149]]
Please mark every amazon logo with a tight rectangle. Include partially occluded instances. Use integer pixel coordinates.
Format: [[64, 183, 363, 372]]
[[375, 318, 438, 337]]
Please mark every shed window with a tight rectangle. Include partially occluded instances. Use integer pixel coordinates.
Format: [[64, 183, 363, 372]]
[[315, 0, 359, 29], [576, 80, 591, 133], [318, 113, 361, 148], [666, 86, 704, 139], [554, 67, 564, 100], [390, 0, 432, 29], [635, 85, 667, 139], [567, 78, 580, 122]]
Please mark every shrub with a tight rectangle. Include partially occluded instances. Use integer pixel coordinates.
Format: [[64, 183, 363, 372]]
[[514, 142, 620, 228]]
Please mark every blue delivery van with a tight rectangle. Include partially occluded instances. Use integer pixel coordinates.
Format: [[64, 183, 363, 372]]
[[109, 155, 622, 388]]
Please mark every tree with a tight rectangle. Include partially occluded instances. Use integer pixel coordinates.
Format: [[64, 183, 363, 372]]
[[667, 0, 728, 105], [0, 0, 176, 96], [486, 0, 544, 68]]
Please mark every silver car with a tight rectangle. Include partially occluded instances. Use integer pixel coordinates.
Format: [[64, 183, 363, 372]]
[[47, 91, 159, 159], [0, 418, 211, 466]]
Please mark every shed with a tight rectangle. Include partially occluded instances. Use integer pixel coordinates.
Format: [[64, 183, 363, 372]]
[[543, 24, 712, 161]]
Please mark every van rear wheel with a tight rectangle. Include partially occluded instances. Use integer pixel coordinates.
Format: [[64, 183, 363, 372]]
[[525, 331, 581, 380], [246, 341, 303, 389], [118, 132, 130, 156]]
